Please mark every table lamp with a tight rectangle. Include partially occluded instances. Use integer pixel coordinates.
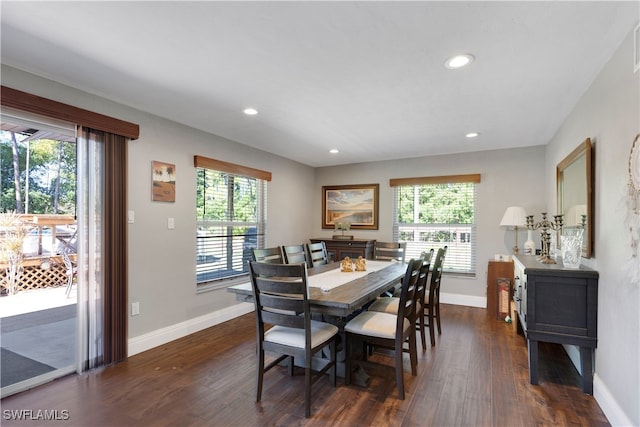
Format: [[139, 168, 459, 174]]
[[500, 206, 527, 254]]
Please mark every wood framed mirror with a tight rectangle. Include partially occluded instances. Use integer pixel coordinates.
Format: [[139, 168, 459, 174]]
[[557, 138, 593, 258]]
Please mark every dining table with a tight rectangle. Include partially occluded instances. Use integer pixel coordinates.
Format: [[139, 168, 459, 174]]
[[228, 259, 408, 383], [227, 260, 407, 318]]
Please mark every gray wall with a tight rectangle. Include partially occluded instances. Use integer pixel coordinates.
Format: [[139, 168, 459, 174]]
[[313, 147, 546, 302], [126, 114, 316, 336], [544, 25, 640, 426]]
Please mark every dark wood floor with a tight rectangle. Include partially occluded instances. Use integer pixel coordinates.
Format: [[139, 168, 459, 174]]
[[2, 304, 609, 426]]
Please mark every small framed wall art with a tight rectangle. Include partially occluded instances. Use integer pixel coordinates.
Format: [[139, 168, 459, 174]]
[[152, 160, 176, 202]]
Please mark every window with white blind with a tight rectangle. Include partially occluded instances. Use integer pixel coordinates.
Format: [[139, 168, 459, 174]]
[[391, 174, 480, 276], [194, 155, 271, 289]]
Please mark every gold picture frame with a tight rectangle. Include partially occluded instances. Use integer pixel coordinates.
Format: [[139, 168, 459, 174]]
[[322, 184, 379, 229]]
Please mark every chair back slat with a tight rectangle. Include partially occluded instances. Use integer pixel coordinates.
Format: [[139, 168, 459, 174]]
[[252, 247, 284, 264], [374, 241, 407, 263], [262, 310, 306, 329], [306, 242, 329, 268], [282, 245, 308, 265], [259, 293, 305, 312], [254, 277, 307, 296]]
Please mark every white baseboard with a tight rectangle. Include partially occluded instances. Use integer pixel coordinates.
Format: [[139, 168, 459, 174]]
[[128, 295, 482, 357], [128, 302, 254, 357], [441, 292, 486, 308], [594, 374, 634, 426]]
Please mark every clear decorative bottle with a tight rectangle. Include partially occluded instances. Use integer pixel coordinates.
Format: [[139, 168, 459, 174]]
[[523, 230, 536, 255]]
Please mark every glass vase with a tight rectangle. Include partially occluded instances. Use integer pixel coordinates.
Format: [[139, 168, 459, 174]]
[[561, 229, 583, 269]]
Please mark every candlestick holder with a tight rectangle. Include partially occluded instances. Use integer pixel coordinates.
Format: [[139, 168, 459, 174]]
[[526, 212, 564, 264]]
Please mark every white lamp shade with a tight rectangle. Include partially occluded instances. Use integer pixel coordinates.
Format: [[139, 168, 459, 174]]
[[500, 206, 527, 227]]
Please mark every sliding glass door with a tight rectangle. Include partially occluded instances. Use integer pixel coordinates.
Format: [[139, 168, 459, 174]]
[[0, 114, 106, 397]]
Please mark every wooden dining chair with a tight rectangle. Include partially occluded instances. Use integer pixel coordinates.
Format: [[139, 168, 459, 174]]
[[305, 242, 329, 268], [374, 241, 407, 263], [375, 242, 408, 296], [368, 249, 434, 351], [344, 258, 422, 400], [422, 246, 448, 346], [252, 247, 284, 264], [248, 261, 339, 418], [282, 244, 308, 265]]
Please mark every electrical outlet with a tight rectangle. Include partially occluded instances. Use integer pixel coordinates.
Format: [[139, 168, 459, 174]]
[[131, 302, 140, 316]]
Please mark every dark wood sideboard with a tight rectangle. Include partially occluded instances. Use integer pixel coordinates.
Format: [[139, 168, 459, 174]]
[[513, 255, 598, 394], [309, 238, 375, 262]]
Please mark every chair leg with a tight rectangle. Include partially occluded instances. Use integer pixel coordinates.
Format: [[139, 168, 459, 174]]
[[428, 310, 436, 347], [288, 355, 294, 376], [304, 357, 312, 418], [65, 272, 74, 298], [345, 333, 352, 386], [395, 340, 405, 400], [330, 340, 337, 387], [418, 311, 427, 352], [256, 348, 265, 402], [436, 301, 442, 335], [409, 331, 417, 376]]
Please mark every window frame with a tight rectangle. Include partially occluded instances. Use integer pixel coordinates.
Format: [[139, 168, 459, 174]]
[[194, 155, 271, 291], [391, 174, 480, 277]]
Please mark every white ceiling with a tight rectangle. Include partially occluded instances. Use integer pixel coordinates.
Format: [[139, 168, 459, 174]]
[[1, 1, 638, 167]]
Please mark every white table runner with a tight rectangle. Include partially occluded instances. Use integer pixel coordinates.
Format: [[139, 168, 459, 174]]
[[309, 260, 402, 291]]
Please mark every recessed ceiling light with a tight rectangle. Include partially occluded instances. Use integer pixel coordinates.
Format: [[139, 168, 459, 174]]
[[243, 108, 258, 115], [465, 132, 479, 138], [445, 54, 474, 69], [329, 149, 339, 154]]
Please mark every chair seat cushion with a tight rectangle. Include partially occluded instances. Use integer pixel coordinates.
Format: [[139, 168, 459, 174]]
[[265, 320, 338, 348], [368, 297, 399, 314], [344, 311, 410, 339]]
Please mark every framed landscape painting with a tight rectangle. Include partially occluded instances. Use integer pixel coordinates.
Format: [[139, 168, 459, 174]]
[[152, 161, 176, 202], [322, 184, 379, 229]]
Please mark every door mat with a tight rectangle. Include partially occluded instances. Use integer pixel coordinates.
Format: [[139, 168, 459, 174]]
[[1, 347, 56, 387]]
